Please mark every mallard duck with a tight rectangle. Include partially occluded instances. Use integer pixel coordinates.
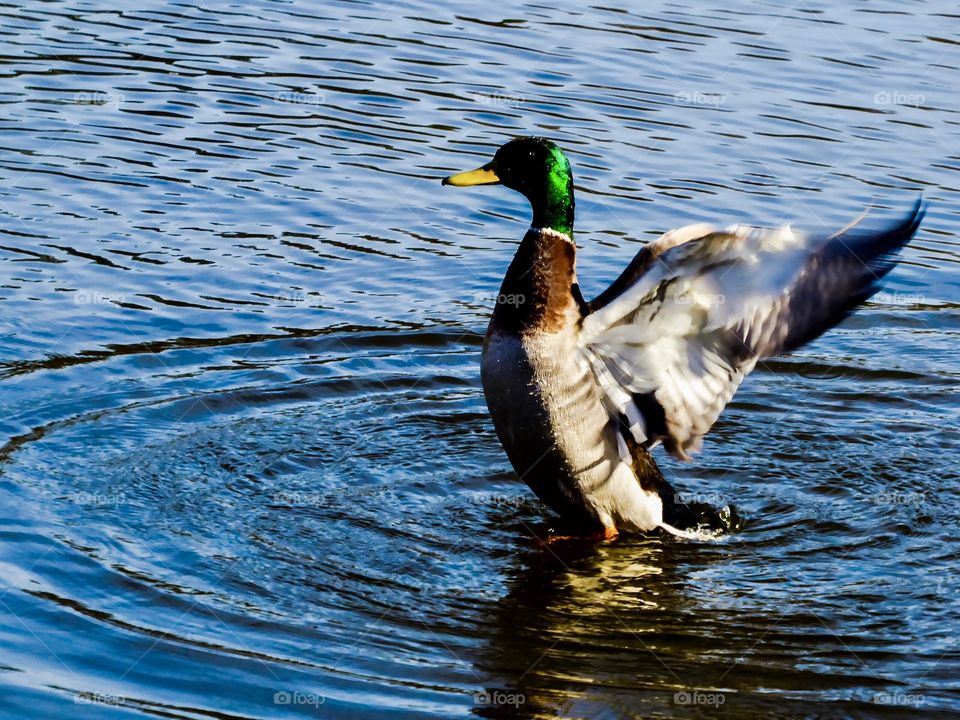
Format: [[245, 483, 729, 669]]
[[443, 136, 924, 540]]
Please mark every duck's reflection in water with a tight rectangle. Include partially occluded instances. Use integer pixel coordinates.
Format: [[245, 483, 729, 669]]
[[471, 529, 808, 719]]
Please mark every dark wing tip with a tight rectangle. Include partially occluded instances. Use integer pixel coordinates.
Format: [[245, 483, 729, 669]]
[[868, 194, 924, 241], [831, 196, 925, 281], [776, 198, 925, 354], [874, 194, 925, 253]]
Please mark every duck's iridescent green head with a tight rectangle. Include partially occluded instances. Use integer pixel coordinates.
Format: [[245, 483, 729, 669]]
[[443, 137, 575, 236]]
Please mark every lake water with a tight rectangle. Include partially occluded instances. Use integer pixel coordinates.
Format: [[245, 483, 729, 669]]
[[0, 0, 958, 717]]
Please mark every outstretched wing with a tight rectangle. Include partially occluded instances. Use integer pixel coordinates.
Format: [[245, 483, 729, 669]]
[[580, 200, 924, 461]]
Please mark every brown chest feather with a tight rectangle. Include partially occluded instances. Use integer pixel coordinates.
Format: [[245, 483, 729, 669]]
[[490, 228, 581, 334]]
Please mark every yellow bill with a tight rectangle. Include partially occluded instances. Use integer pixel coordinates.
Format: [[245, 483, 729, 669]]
[[442, 164, 500, 187]]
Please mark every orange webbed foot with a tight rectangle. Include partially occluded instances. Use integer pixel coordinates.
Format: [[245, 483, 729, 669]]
[[537, 524, 619, 545]]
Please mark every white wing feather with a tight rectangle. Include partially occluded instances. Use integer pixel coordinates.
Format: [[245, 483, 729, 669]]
[[579, 203, 922, 461]]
